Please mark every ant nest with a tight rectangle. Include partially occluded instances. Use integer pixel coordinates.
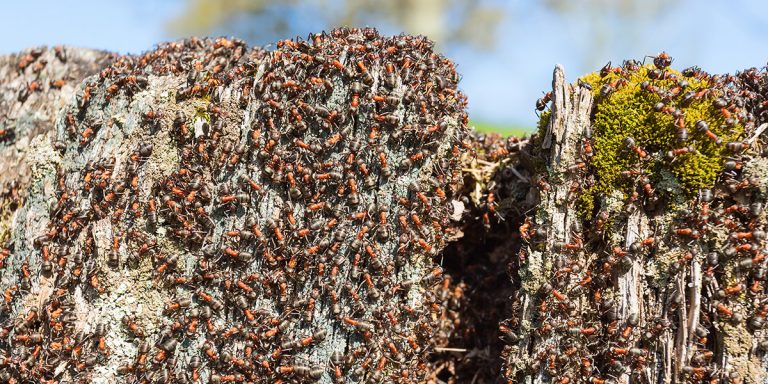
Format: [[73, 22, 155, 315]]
[[0, 29, 472, 383], [5, 30, 768, 384], [504, 54, 768, 383]]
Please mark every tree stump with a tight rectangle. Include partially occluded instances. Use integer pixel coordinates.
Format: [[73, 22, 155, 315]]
[[3, 30, 768, 384], [0, 30, 474, 384]]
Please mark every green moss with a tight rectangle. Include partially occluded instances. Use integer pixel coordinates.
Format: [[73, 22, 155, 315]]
[[536, 110, 551, 137], [529, 110, 551, 167], [195, 107, 211, 123], [581, 65, 743, 197], [534, 64, 746, 221]]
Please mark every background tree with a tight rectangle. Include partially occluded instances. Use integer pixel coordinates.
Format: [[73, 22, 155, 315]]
[[167, 0, 505, 49]]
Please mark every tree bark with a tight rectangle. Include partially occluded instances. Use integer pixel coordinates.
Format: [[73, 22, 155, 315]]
[[0, 31, 473, 384], [502, 65, 768, 384], [0, 46, 115, 216]]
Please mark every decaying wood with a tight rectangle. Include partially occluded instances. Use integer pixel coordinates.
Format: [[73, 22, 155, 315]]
[[0, 31, 474, 384], [507, 65, 594, 383]]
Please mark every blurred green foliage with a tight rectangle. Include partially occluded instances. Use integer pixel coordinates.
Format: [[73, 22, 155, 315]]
[[471, 121, 531, 137]]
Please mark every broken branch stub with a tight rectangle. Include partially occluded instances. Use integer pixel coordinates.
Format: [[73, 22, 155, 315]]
[[502, 65, 595, 381]]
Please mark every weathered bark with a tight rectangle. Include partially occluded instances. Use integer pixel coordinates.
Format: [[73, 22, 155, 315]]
[[0, 31, 474, 384], [501, 65, 768, 384], [0, 46, 115, 234]]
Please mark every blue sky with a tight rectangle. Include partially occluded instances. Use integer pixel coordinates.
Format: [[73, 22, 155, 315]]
[[1, 0, 183, 55], [2, 0, 767, 129]]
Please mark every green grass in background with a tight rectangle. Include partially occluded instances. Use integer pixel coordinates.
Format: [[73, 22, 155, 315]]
[[470, 121, 532, 137]]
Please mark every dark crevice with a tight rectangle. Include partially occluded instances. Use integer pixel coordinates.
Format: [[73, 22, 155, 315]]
[[430, 143, 530, 383], [433, 217, 521, 383]]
